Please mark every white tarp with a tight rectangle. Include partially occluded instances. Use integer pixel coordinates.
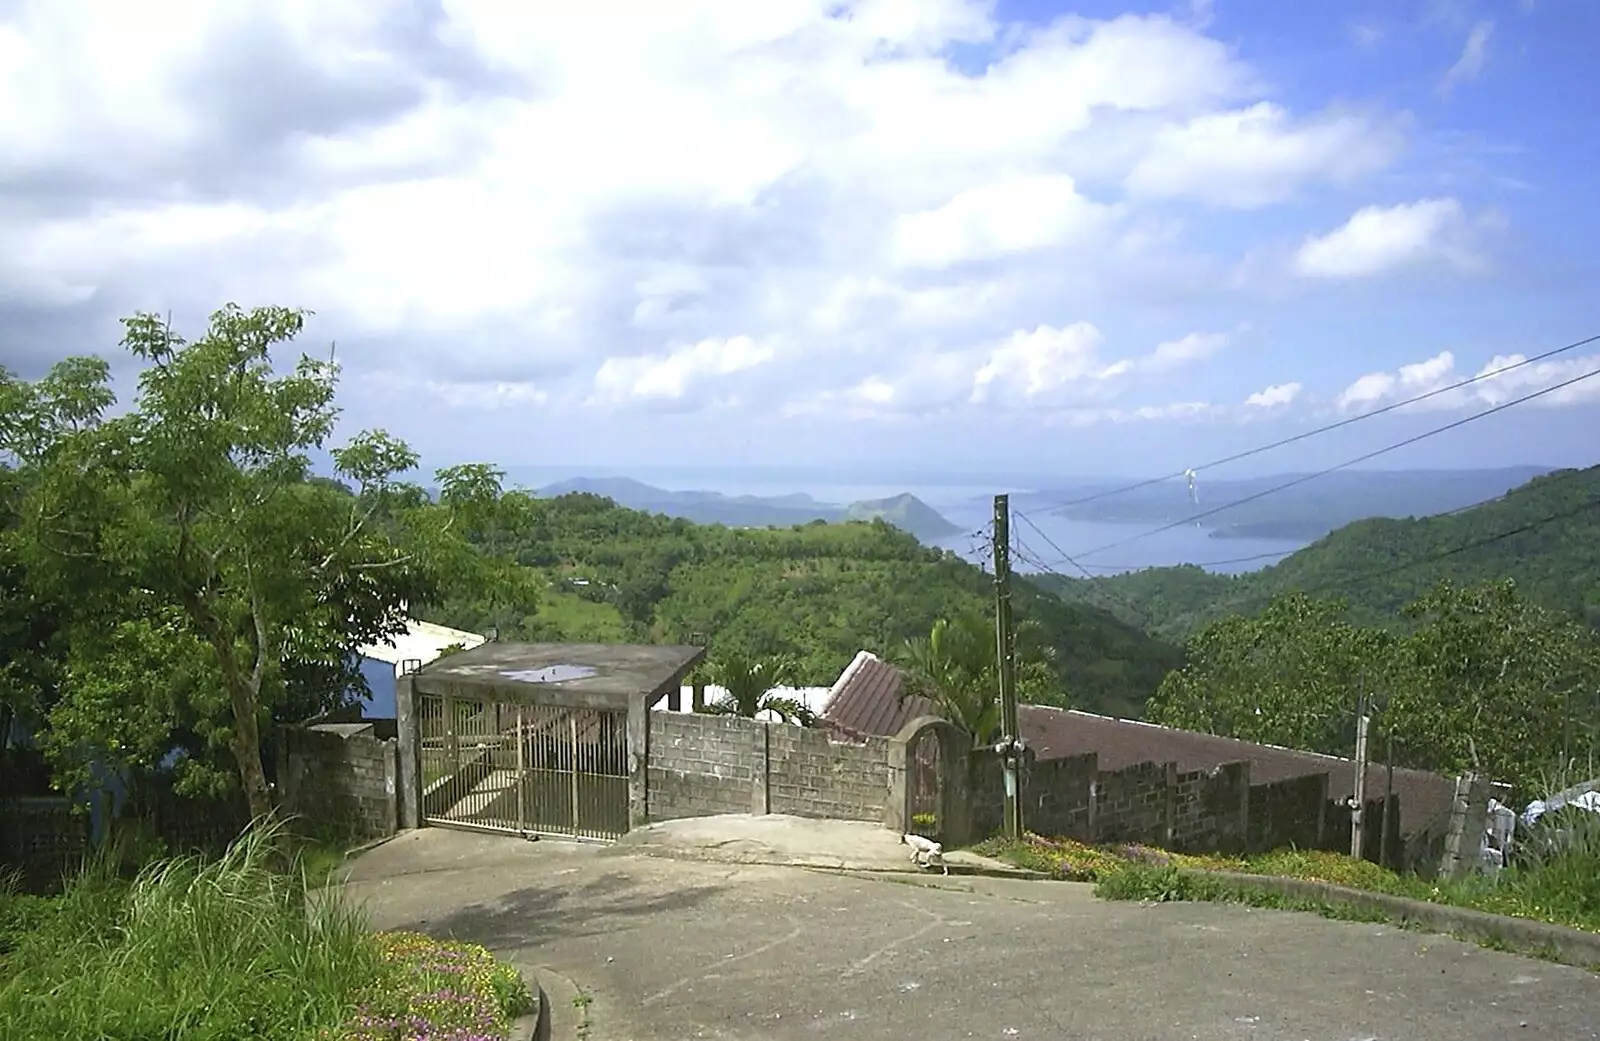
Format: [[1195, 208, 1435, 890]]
[[1521, 780, 1600, 827]]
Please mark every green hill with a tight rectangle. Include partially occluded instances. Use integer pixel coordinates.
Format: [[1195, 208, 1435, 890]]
[[843, 492, 963, 540], [1034, 465, 1600, 639], [421, 491, 1180, 718], [533, 478, 961, 543]]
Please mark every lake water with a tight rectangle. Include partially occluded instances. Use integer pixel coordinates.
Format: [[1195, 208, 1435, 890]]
[[673, 479, 1309, 576]]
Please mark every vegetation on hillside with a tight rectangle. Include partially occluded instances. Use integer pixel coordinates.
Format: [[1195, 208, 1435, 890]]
[[0, 823, 533, 1040], [1147, 581, 1600, 795], [0, 306, 524, 813], [1036, 465, 1600, 639], [419, 492, 1180, 718]]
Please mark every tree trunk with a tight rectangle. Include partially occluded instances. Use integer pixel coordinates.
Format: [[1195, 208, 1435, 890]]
[[227, 678, 274, 823]]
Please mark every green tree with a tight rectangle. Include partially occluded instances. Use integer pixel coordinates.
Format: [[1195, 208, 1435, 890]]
[[892, 614, 1009, 745], [1147, 593, 1391, 755], [1386, 579, 1600, 796], [699, 651, 812, 724], [1, 305, 520, 820]]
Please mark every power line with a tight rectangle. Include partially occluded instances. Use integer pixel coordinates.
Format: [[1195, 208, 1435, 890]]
[[1017, 331, 1600, 519], [1011, 508, 1155, 624], [1063, 465, 1600, 572], [1068, 363, 1600, 562], [1300, 493, 1600, 598]]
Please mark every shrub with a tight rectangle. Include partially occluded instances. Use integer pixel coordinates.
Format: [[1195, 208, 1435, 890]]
[[0, 819, 533, 1040]]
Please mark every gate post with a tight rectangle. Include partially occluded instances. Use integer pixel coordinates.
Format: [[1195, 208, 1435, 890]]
[[627, 698, 650, 830], [396, 672, 423, 830]]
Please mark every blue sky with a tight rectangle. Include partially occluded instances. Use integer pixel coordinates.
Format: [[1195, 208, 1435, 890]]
[[0, 0, 1595, 482]]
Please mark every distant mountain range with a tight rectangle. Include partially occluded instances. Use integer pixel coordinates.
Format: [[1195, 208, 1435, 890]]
[[533, 477, 964, 542], [1032, 465, 1600, 638], [1016, 466, 1555, 541]]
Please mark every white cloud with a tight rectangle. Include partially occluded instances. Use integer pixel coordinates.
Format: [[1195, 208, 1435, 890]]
[[971, 323, 1114, 404], [890, 175, 1115, 268], [3, 0, 1575, 456], [1125, 102, 1404, 208], [592, 335, 776, 404], [1144, 331, 1230, 372], [1440, 20, 1493, 96], [1245, 381, 1302, 408], [1293, 198, 1483, 279], [1335, 349, 1600, 412]]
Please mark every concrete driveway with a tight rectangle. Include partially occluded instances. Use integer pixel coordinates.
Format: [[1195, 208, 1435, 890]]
[[339, 827, 1600, 1041]]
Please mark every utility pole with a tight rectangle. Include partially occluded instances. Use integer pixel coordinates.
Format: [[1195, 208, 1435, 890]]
[[1350, 696, 1370, 860], [992, 495, 1023, 840]]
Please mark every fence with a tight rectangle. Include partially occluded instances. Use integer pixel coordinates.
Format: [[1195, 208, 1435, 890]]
[[275, 720, 401, 843], [647, 710, 892, 823], [966, 748, 1429, 866]]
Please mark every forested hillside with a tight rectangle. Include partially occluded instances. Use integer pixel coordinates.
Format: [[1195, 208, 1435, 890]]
[[419, 492, 1181, 718], [1035, 465, 1600, 639]]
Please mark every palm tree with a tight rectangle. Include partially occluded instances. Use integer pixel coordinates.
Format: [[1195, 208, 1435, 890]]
[[893, 613, 1060, 746], [893, 614, 1003, 745], [699, 651, 815, 725]]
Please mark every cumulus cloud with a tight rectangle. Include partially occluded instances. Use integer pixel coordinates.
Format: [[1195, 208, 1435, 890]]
[[791, 322, 1230, 420], [1245, 382, 1302, 408], [1143, 331, 1230, 372], [591, 336, 776, 406], [1335, 350, 1600, 412], [1124, 103, 1405, 208], [890, 175, 1115, 269], [1293, 199, 1485, 279], [1, 0, 1565, 458]]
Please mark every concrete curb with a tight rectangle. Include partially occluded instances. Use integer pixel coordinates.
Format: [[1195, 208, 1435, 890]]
[[620, 842, 1049, 880], [1198, 870, 1600, 970], [510, 975, 545, 1041]]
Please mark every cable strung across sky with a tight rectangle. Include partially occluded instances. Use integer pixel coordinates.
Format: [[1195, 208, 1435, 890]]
[[1016, 331, 1600, 521]]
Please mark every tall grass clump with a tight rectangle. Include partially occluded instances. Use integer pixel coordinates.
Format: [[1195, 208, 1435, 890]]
[[0, 816, 389, 1040], [1499, 779, 1600, 931]]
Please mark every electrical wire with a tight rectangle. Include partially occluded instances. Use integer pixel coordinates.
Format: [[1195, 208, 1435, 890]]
[[1016, 331, 1600, 520], [1065, 362, 1600, 562], [1298, 493, 1600, 598], [1060, 464, 1600, 573]]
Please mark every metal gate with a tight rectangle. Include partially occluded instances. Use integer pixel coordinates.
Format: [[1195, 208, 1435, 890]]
[[907, 730, 944, 842], [417, 693, 630, 840]]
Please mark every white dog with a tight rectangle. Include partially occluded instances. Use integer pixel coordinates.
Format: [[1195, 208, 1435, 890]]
[[902, 832, 948, 875]]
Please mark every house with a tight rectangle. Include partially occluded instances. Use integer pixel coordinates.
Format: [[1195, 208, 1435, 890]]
[[818, 650, 1459, 855], [355, 618, 487, 719]]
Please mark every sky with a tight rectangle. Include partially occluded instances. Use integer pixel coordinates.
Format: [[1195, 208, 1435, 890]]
[[1, 0, 1597, 482]]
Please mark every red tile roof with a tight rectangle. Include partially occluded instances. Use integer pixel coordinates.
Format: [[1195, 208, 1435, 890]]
[[820, 650, 1457, 838]]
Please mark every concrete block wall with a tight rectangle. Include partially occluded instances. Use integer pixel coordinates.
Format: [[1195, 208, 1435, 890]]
[[646, 711, 891, 824], [1093, 760, 1173, 845], [1025, 753, 1097, 840], [647, 712, 761, 819], [767, 721, 890, 821], [276, 723, 400, 841], [1247, 773, 1328, 853]]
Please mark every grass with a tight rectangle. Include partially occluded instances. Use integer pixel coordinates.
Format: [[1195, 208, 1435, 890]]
[[974, 826, 1600, 936], [0, 818, 532, 1040]]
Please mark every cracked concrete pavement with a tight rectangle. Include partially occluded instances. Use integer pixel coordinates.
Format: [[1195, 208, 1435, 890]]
[[338, 827, 1600, 1041]]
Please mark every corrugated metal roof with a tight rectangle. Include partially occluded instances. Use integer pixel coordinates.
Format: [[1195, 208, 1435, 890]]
[[820, 650, 1457, 839], [359, 618, 486, 667], [818, 652, 933, 739]]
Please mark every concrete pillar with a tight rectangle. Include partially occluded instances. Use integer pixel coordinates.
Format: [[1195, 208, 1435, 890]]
[[751, 722, 771, 815], [627, 697, 650, 830], [395, 673, 422, 830], [1441, 772, 1490, 880]]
